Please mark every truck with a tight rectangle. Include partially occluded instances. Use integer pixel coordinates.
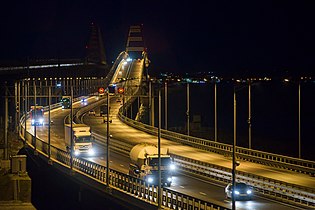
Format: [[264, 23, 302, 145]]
[[30, 106, 44, 126], [128, 143, 175, 186], [64, 124, 94, 156], [100, 104, 109, 116], [61, 96, 71, 109]]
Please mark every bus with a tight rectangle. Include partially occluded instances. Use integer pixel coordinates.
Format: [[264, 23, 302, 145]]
[[107, 84, 116, 96], [30, 106, 44, 126], [61, 96, 71, 109]]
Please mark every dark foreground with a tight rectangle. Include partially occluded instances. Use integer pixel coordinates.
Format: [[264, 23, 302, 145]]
[[19, 148, 130, 210]]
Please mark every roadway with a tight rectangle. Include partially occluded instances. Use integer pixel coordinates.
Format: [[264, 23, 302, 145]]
[[24, 93, 301, 209], [80, 97, 301, 210], [25, 58, 313, 209]]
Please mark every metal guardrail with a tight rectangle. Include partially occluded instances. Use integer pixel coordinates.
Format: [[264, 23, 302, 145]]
[[19, 114, 230, 210], [117, 110, 315, 176], [17, 53, 315, 209], [116, 104, 315, 209], [89, 117, 315, 209]]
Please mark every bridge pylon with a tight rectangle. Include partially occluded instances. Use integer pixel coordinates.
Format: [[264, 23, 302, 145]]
[[86, 22, 107, 65], [126, 25, 146, 60]]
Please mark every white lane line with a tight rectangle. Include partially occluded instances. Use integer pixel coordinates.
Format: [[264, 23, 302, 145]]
[[179, 186, 185, 189], [199, 192, 207, 196], [120, 164, 124, 167]]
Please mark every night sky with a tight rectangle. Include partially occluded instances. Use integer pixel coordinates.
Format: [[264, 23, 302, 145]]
[[1, 0, 315, 76]]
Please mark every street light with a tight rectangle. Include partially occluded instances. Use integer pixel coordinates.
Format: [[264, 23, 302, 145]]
[[298, 81, 301, 159], [187, 82, 190, 136], [158, 88, 162, 209], [232, 87, 237, 210], [106, 91, 110, 189]]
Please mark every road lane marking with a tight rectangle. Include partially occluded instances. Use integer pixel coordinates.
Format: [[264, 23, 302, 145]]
[[179, 186, 185, 189], [199, 192, 207, 196]]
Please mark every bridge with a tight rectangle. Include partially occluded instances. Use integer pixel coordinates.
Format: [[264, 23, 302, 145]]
[[2, 25, 315, 209]]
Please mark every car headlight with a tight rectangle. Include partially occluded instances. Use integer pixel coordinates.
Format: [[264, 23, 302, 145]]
[[74, 150, 80, 156], [39, 119, 44, 124], [247, 190, 252, 194], [88, 149, 95, 156], [62, 106, 64, 109], [148, 177, 154, 183], [31, 119, 35, 124], [170, 163, 176, 171], [234, 191, 240, 195], [167, 177, 172, 182]]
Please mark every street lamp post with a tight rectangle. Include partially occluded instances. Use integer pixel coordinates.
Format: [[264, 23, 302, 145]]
[[214, 81, 217, 142], [248, 81, 252, 149], [165, 82, 168, 130], [106, 92, 110, 188], [70, 86, 73, 171], [48, 85, 51, 161], [187, 83, 190, 136], [298, 81, 301, 159], [158, 88, 162, 209], [232, 87, 237, 210], [33, 80, 37, 152]]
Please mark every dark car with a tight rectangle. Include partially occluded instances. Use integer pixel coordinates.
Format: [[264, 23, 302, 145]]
[[225, 182, 253, 200]]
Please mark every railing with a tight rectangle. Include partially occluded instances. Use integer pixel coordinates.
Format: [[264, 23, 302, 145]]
[[116, 103, 315, 209], [117, 111, 315, 176], [19, 113, 230, 210]]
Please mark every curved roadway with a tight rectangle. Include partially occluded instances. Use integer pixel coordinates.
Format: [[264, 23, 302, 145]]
[[26, 58, 313, 210]]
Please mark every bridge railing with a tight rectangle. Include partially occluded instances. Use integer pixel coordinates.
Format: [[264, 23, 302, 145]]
[[19, 113, 230, 210], [117, 108, 315, 176], [116, 104, 315, 209]]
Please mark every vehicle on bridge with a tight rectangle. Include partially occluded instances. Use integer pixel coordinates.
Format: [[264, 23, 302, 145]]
[[225, 182, 253, 200], [64, 124, 94, 156], [107, 84, 116, 96], [129, 143, 175, 187], [61, 96, 71, 109], [81, 97, 87, 105], [103, 115, 112, 123], [30, 106, 44, 126], [100, 104, 109, 116]]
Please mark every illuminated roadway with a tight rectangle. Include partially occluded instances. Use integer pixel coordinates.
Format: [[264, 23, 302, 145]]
[[26, 96, 301, 210], [25, 59, 313, 209]]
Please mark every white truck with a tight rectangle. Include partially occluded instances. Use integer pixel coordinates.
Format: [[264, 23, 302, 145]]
[[64, 124, 94, 156], [129, 143, 175, 186]]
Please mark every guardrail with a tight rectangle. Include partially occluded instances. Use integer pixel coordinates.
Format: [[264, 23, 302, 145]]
[[116, 101, 315, 209], [19, 110, 230, 210], [89, 117, 315, 209], [117, 110, 315, 176]]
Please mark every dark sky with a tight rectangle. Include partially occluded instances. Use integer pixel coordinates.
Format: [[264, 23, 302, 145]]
[[1, 0, 315, 75]]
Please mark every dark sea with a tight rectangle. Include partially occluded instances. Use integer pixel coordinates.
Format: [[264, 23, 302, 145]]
[[151, 81, 315, 161]]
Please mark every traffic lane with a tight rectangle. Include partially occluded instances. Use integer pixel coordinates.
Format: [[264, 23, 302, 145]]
[[92, 110, 315, 189], [84, 104, 312, 209], [26, 96, 99, 149], [170, 173, 298, 210], [82, 126, 297, 210]]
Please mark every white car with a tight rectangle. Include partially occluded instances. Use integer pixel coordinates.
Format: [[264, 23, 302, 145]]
[[88, 110, 96, 116]]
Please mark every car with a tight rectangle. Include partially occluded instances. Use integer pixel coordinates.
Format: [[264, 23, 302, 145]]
[[88, 110, 96, 116], [225, 182, 253, 200], [81, 98, 87, 105], [103, 115, 112, 123]]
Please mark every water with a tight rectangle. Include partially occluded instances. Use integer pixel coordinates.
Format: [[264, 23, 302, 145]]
[[152, 81, 315, 161]]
